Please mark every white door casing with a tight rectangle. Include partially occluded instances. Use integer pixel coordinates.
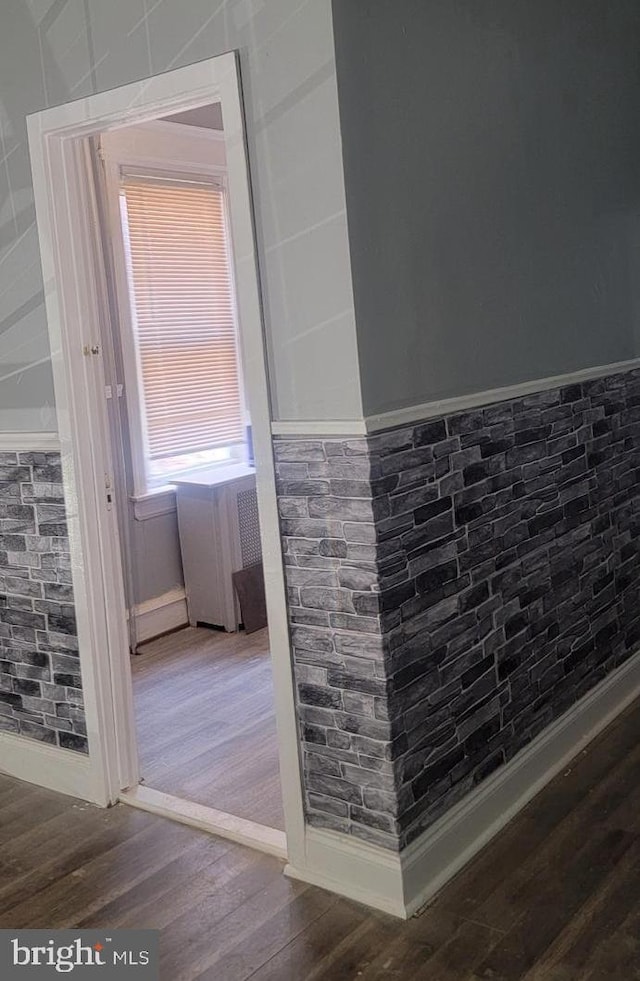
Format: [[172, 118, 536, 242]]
[[26, 53, 306, 867]]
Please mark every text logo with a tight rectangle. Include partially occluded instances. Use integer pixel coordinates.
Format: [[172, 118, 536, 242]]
[[1, 930, 158, 978]]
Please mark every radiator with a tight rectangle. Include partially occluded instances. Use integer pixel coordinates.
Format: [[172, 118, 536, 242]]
[[175, 470, 262, 632], [237, 486, 262, 569]]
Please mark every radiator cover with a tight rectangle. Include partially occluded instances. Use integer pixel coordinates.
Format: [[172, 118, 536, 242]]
[[175, 471, 261, 631]]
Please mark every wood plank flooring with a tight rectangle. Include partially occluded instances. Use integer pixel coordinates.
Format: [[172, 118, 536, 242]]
[[3, 697, 640, 978], [131, 625, 284, 830]]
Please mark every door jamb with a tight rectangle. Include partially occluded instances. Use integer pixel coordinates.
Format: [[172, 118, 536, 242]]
[[26, 53, 306, 866]]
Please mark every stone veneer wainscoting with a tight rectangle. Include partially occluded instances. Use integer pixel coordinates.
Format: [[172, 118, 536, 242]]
[[0, 450, 86, 753], [275, 435, 398, 848], [274, 368, 640, 850]]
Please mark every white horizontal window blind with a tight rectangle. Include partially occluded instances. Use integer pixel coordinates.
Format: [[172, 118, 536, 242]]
[[120, 175, 243, 470]]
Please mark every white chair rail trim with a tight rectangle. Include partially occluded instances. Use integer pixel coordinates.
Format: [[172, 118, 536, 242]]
[[270, 355, 640, 438], [0, 432, 61, 452]]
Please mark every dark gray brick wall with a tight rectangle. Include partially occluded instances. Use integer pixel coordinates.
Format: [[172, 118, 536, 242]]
[[274, 437, 399, 849], [275, 367, 640, 851], [0, 451, 86, 753]]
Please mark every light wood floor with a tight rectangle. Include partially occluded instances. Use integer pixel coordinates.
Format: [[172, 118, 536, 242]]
[[131, 625, 284, 830], [3, 698, 640, 978]]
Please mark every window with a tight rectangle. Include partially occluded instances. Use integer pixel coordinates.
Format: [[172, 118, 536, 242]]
[[119, 171, 245, 490]]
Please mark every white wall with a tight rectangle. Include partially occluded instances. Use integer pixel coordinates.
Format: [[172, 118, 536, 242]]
[[0, 0, 362, 430]]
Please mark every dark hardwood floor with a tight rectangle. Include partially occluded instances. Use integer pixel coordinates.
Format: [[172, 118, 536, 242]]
[[131, 625, 284, 830], [3, 697, 640, 978]]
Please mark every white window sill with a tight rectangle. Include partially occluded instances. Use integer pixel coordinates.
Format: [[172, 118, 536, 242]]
[[130, 457, 254, 520], [131, 486, 177, 521], [171, 461, 255, 488]]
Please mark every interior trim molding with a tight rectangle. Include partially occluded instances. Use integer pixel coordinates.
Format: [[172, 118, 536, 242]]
[[27, 52, 307, 858], [131, 488, 177, 521], [285, 826, 405, 917], [0, 431, 60, 452], [131, 587, 188, 644], [286, 647, 640, 919], [270, 357, 640, 439], [119, 785, 288, 860], [365, 356, 640, 433], [271, 419, 368, 437], [0, 730, 96, 801], [134, 119, 226, 142], [400, 646, 640, 916]]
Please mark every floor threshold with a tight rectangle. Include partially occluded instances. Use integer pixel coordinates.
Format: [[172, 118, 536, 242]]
[[119, 784, 287, 860]]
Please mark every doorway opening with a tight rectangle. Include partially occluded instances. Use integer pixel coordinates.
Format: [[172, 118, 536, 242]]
[[27, 54, 306, 865], [93, 104, 285, 844]]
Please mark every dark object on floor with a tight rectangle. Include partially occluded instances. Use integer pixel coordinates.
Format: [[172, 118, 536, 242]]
[[232, 562, 267, 633]]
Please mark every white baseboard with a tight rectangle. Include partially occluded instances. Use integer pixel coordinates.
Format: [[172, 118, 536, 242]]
[[400, 647, 640, 915], [131, 587, 188, 643], [0, 729, 95, 801], [285, 826, 405, 917], [4, 641, 639, 919], [287, 648, 640, 919]]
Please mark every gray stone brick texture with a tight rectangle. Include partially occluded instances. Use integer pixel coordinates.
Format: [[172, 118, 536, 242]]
[[0, 452, 86, 753], [275, 368, 640, 850]]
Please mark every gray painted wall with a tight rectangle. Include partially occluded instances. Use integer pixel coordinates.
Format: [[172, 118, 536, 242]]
[[129, 509, 184, 606], [0, 0, 361, 429], [332, 0, 640, 416]]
